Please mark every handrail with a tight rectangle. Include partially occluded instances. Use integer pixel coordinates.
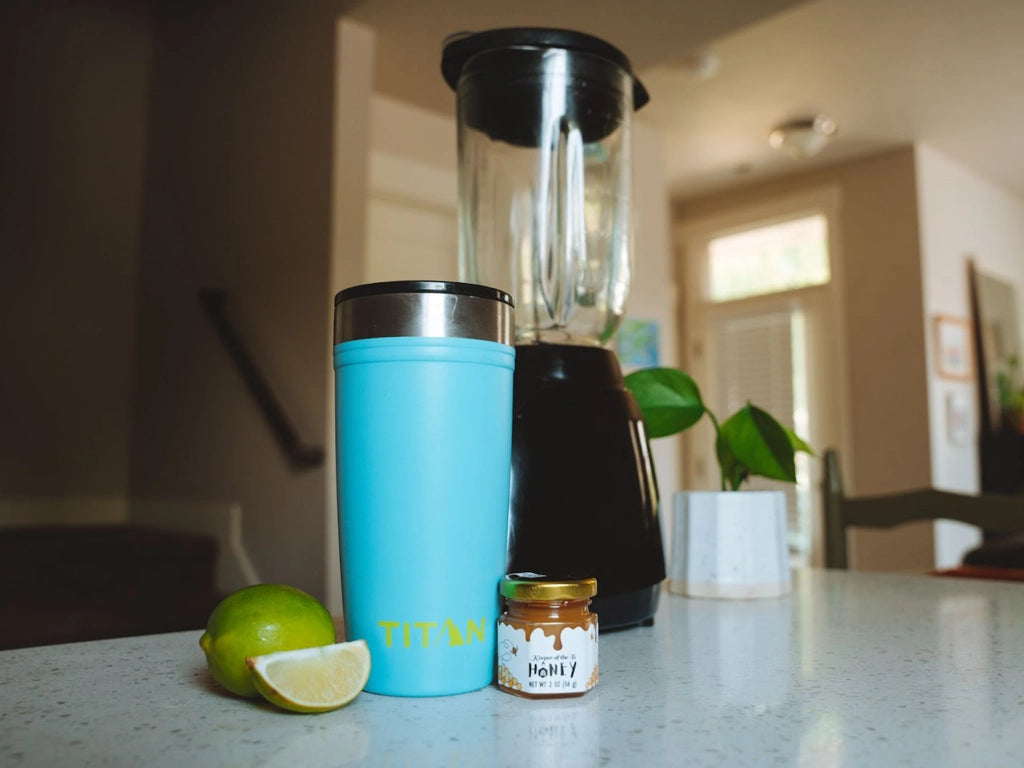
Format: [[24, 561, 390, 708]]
[[199, 288, 324, 470]]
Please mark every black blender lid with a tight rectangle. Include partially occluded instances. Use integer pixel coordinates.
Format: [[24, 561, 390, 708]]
[[441, 27, 649, 110]]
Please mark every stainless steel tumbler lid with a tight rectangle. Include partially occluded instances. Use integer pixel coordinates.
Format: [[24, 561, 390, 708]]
[[334, 280, 513, 345]]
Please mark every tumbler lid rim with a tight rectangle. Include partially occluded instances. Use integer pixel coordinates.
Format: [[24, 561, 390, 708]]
[[334, 280, 512, 307]]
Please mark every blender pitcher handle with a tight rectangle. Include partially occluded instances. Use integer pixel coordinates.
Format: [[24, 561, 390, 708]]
[[537, 115, 587, 331]]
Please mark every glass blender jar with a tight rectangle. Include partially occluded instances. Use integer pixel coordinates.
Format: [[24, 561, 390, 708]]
[[443, 28, 665, 629], [444, 27, 643, 345]]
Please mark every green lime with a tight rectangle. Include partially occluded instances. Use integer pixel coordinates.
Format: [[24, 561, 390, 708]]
[[199, 584, 336, 698]]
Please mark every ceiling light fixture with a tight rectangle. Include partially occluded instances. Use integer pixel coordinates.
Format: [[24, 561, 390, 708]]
[[768, 115, 838, 159]]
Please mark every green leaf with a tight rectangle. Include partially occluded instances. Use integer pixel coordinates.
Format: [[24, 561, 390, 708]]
[[623, 368, 706, 438], [784, 426, 814, 456], [718, 404, 797, 484], [715, 431, 748, 491]]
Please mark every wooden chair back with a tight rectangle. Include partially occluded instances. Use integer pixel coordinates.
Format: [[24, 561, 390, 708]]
[[822, 449, 1024, 569]]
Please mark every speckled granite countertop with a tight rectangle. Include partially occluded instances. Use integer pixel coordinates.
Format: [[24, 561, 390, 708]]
[[3, 569, 1023, 767]]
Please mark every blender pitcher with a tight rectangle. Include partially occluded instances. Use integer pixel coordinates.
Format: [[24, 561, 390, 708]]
[[443, 28, 665, 629], [443, 27, 645, 344]]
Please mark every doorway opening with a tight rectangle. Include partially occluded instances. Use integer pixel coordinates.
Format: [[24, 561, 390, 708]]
[[678, 188, 845, 566]]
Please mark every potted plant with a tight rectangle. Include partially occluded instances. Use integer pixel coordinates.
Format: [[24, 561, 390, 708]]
[[623, 368, 813, 599]]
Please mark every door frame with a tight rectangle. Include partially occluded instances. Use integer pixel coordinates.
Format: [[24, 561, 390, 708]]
[[675, 185, 852, 566]]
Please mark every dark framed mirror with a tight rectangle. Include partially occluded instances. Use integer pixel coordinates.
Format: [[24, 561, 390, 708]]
[[969, 258, 1024, 493]]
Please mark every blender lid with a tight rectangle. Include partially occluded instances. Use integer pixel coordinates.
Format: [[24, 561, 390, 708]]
[[441, 27, 649, 110]]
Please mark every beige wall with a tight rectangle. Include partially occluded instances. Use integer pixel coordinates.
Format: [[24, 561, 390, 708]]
[[131, 0, 341, 599], [0, 1, 150, 500], [676, 147, 936, 571]]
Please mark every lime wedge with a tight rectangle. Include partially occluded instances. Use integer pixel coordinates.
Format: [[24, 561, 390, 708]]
[[246, 640, 371, 713]]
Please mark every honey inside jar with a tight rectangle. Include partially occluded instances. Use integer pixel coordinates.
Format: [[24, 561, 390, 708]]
[[496, 574, 598, 699]]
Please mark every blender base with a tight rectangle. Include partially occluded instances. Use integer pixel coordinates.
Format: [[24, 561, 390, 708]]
[[593, 584, 661, 631], [508, 344, 666, 630]]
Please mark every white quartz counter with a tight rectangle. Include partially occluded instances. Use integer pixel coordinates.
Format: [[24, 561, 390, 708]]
[[3, 569, 1024, 767]]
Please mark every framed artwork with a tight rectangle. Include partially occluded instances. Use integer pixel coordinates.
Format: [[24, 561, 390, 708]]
[[946, 391, 971, 444], [616, 318, 661, 369], [933, 315, 972, 381]]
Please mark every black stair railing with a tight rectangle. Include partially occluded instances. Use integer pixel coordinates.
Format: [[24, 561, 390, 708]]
[[199, 288, 324, 470]]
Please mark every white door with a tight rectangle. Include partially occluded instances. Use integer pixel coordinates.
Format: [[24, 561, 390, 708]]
[[678, 188, 848, 566]]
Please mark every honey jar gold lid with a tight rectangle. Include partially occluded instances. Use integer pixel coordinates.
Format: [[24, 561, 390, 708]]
[[500, 573, 597, 601]]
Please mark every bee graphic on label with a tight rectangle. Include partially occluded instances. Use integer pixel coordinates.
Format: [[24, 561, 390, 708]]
[[499, 638, 518, 663]]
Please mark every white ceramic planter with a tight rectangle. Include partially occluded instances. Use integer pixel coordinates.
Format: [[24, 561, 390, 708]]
[[669, 490, 792, 599]]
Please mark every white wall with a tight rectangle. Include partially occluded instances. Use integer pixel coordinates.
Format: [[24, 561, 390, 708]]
[[365, 95, 458, 283], [915, 143, 1024, 566], [371, 95, 458, 171]]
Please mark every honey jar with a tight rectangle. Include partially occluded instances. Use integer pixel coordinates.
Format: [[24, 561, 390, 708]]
[[496, 573, 598, 698]]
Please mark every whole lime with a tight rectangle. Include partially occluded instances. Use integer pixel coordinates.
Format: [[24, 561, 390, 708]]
[[199, 584, 336, 698]]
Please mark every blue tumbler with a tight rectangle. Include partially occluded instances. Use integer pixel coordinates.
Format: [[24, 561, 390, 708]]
[[333, 281, 514, 696]]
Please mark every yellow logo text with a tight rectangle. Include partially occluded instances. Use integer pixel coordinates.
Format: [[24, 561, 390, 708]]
[[378, 618, 486, 648]]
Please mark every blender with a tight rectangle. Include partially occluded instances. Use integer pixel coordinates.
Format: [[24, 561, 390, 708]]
[[442, 28, 664, 628]]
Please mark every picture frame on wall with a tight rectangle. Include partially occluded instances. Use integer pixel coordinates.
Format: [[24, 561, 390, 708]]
[[946, 391, 971, 444], [616, 317, 661, 370], [933, 315, 973, 381]]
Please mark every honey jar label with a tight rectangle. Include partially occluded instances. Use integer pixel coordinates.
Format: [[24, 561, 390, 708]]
[[497, 622, 598, 696]]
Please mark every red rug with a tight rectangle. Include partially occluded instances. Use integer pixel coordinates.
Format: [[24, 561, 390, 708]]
[[931, 565, 1024, 582]]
